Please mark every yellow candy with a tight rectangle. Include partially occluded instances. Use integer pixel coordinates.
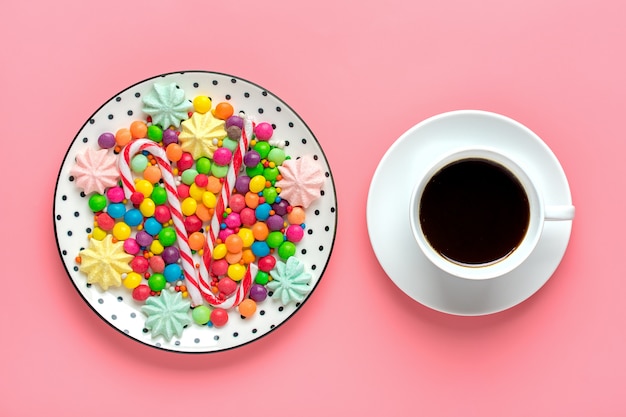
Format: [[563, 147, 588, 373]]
[[181, 197, 197, 216], [150, 239, 164, 255], [249, 175, 266, 193], [135, 179, 154, 197], [189, 183, 205, 201], [112, 222, 131, 240], [238, 227, 254, 247], [213, 243, 227, 260], [228, 263, 247, 281], [139, 198, 156, 217], [202, 191, 217, 208], [92, 226, 107, 241], [193, 95, 212, 114], [123, 272, 142, 289]]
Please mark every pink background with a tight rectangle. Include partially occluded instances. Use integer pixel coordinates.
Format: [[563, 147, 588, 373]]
[[3, 0, 625, 415]]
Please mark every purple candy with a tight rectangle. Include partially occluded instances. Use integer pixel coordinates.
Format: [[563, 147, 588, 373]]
[[266, 214, 284, 231], [162, 129, 178, 146], [243, 150, 261, 167], [235, 175, 251, 193], [161, 246, 180, 264], [249, 284, 268, 302], [272, 199, 290, 216], [98, 132, 116, 149], [135, 230, 153, 247], [225, 115, 244, 129]]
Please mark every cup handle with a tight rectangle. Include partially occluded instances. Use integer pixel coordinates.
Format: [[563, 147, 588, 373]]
[[545, 205, 575, 221]]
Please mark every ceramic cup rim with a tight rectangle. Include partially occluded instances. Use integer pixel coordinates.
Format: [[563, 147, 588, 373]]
[[409, 147, 544, 280]]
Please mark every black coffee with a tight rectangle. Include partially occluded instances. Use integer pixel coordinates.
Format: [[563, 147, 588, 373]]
[[419, 158, 530, 265]]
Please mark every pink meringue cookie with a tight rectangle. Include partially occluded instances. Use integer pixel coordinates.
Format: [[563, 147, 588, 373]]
[[275, 155, 325, 208], [70, 147, 119, 195]]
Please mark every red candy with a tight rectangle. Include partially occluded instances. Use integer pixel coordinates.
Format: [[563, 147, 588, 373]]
[[149, 255, 165, 273], [258, 255, 276, 272], [194, 173, 208, 187], [177, 152, 194, 171], [130, 192, 144, 205], [177, 183, 190, 199], [210, 308, 229, 326], [211, 259, 228, 276], [132, 284, 151, 301], [217, 277, 237, 296], [130, 256, 149, 273], [154, 205, 171, 223], [96, 212, 115, 231], [184, 214, 203, 233]]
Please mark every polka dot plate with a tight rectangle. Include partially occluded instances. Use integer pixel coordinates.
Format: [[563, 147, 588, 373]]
[[54, 71, 337, 353]]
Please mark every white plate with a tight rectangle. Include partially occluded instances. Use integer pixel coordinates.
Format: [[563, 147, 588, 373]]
[[54, 71, 337, 352], [366, 110, 573, 315]]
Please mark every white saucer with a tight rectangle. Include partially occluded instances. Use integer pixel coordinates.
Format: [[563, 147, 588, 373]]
[[366, 110, 574, 316]]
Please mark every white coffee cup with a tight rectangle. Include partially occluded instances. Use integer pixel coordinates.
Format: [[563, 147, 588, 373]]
[[409, 147, 575, 280]]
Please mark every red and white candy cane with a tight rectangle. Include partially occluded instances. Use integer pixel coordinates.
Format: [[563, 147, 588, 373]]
[[198, 115, 256, 308], [119, 139, 206, 306]]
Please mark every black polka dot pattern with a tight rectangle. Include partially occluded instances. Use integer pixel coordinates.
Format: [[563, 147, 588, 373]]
[[53, 71, 337, 354]]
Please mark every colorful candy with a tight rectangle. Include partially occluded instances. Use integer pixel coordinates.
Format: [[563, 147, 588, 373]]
[[74, 85, 325, 338]]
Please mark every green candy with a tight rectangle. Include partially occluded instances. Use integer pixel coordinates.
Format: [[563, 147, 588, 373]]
[[211, 163, 229, 178], [151, 186, 167, 205], [192, 305, 212, 325], [263, 166, 279, 183], [148, 273, 166, 291], [147, 125, 163, 142], [277, 241, 296, 260], [267, 148, 286, 165], [88, 193, 107, 212], [246, 162, 264, 177], [131, 154, 149, 173], [262, 186, 278, 204], [255, 271, 269, 285], [158, 227, 177, 246], [221, 137, 239, 152], [266, 231, 285, 249], [254, 141, 271, 159], [196, 157, 211, 174], [181, 169, 198, 185]]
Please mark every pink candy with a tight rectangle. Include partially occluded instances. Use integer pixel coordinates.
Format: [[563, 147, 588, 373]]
[[213, 148, 233, 166], [286, 224, 304, 242], [254, 122, 273, 141], [106, 186, 125, 203]]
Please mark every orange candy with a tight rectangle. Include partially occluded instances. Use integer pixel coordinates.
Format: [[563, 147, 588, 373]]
[[251, 222, 269, 241], [143, 165, 162, 184], [245, 192, 260, 209], [225, 234, 243, 253], [166, 143, 183, 162], [287, 206, 306, 225], [195, 203, 212, 222], [225, 251, 242, 265], [241, 249, 255, 264], [238, 299, 257, 318], [206, 176, 222, 194], [130, 120, 148, 139], [213, 102, 234, 120], [115, 128, 132, 147], [188, 232, 205, 251]]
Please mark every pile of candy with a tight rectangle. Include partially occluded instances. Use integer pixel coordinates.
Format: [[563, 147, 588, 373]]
[[72, 81, 324, 341]]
